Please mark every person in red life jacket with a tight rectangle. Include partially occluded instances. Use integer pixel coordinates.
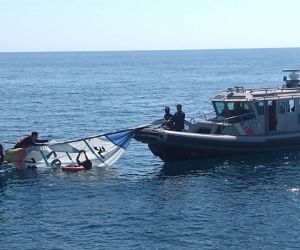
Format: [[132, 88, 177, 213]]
[[172, 104, 186, 131], [76, 150, 92, 170], [13, 131, 48, 149]]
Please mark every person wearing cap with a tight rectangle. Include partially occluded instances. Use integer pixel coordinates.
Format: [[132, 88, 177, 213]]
[[172, 104, 185, 131], [13, 131, 48, 149], [162, 106, 174, 130]]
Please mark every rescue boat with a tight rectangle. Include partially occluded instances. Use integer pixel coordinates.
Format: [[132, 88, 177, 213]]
[[135, 70, 300, 161]]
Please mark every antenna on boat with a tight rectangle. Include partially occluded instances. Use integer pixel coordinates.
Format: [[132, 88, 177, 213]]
[[282, 69, 300, 88]]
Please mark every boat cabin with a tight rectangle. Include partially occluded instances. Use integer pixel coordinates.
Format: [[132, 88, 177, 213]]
[[190, 70, 300, 136]]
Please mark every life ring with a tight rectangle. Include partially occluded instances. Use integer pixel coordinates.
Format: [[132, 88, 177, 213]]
[[62, 165, 85, 172], [51, 159, 61, 168]]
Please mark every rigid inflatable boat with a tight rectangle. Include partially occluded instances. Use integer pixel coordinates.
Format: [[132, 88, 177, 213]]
[[135, 70, 300, 162]]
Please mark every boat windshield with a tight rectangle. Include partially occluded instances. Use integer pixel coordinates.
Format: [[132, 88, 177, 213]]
[[213, 101, 252, 118]]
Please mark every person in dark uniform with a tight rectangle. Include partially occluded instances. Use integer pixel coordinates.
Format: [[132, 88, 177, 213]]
[[164, 106, 173, 121], [172, 104, 185, 131], [162, 106, 174, 130], [13, 131, 48, 149], [268, 101, 277, 131]]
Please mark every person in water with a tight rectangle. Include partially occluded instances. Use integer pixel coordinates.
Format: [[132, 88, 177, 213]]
[[13, 131, 48, 149], [172, 104, 185, 132], [162, 106, 174, 130], [76, 150, 92, 170]]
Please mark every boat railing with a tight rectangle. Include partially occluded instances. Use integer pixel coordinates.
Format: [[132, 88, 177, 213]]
[[255, 93, 300, 101], [222, 112, 256, 125], [190, 110, 216, 124], [248, 87, 282, 93]]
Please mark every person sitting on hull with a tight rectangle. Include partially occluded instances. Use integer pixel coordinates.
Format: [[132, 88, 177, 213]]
[[161, 106, 174, 130], [172, 104, 185, 132], [164, 106, 173, 121], [13, 131, 49, 149]]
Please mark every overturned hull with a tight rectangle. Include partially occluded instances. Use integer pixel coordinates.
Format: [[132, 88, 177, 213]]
[[134, 128, 300, 162], [5, 130, 134, 170]]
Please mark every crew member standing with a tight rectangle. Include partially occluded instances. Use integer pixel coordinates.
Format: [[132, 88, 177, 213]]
[[172, 104, 185, 132]]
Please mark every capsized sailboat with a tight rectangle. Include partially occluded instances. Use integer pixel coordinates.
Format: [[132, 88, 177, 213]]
[[5, 129, 135, 170]]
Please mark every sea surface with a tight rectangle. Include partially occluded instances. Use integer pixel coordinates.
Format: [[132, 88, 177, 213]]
[[1, 49, 300, 249]]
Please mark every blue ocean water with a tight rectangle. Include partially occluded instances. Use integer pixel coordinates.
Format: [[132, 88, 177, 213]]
[[1, 49, 300, 249]]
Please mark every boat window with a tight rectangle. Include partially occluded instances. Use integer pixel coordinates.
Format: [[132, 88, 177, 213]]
[[255, 101, 264, 115], [241, 102, 250, 110], [232, 102, 251, 115], [288, 100, 295, 112], [278, 101, 286, 114], [213, 101, 252, 117], [227, 102, 234, 111], [214, 102, 226, 116]]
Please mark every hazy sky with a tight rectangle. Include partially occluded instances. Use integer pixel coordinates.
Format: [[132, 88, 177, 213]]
[[1, 0, 300, 52]]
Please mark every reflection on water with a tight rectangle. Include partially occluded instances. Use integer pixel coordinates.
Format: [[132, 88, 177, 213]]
[[0, 165, 40, 193], [2, 149, 300, 188], [160, 149, 300, 178], [0, 163, 127, 194], [1, 148, 300, 249]]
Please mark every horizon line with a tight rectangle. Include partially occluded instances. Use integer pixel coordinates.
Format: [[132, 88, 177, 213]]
[[1, 46, 300, 54]]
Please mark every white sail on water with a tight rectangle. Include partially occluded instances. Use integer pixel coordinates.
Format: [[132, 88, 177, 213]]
[[13, 129, 134, 170]]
